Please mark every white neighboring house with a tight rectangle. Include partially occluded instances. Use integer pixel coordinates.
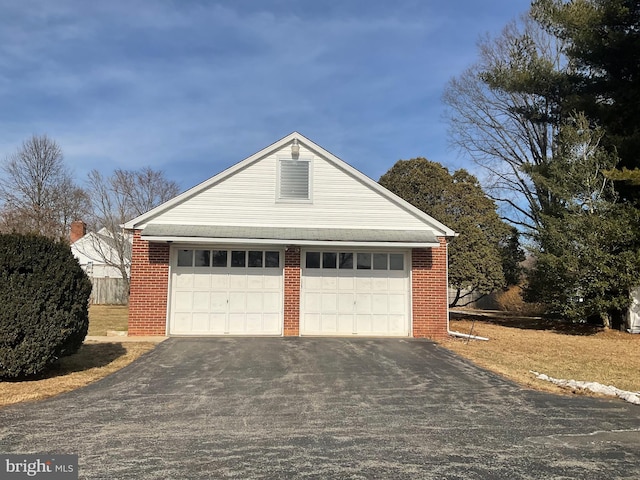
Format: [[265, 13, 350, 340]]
[[70, 221, 131, 304]]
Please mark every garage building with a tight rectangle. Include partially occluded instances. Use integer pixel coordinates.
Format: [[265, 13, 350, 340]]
[[124, 133, 454, 338]]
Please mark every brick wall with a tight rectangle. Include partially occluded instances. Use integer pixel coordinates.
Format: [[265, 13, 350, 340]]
[[411, 238, 449, 339], [126, 237, 449, 338], [128, 230, 170, 336], [283, 247, 301, 336]]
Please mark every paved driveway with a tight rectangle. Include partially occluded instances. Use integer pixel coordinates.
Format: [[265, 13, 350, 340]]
[[1, 338, 640, 479]]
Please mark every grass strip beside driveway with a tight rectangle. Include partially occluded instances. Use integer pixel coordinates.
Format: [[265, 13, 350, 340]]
[[442, 315, 640, 396], [1, 305, 154, 408], [0, 342, 154, 407]]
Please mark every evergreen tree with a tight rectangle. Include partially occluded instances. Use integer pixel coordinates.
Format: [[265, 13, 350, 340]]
[[533, 0, 640, 201], [379, 159, 522, 307], [525, 114, 640, 327]]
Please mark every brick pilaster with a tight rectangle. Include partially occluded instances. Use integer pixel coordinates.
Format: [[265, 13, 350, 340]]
[[128, 230, 170, 336], [412, 238, 449, 339], [283, 247, 301, 336]]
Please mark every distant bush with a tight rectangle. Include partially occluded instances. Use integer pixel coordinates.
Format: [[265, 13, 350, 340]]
[[493, 285, 545, 316], [0, 234, 92, 379]]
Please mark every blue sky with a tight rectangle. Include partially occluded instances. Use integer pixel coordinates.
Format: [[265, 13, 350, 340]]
[[0, 0, 532, 191]]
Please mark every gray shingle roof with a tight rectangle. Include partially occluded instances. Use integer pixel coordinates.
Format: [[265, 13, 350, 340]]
[[141, 224, 439, 245]]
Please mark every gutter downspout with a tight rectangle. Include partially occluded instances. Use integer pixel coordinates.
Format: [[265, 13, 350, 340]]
[[449, 330, 489, 341], [444, 238, 489, 341]]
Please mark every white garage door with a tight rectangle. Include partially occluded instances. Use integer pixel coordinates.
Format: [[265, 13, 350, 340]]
[[169, 248, 283, 335], [301, 250, 409, 336]]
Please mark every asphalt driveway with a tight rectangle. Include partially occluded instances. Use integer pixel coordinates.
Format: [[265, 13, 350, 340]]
[[1, 338, 640, 479]]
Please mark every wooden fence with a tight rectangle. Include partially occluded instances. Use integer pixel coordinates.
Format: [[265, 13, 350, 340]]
[[89, 277, 129, 305], [448, 287, 500, 310]]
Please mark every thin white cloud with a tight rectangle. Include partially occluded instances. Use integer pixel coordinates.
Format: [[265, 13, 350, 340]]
[[0, 0, 533, 190]]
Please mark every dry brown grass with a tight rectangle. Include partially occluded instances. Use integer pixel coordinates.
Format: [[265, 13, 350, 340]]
[[0, 342, 154, 407], [0, 306, 156, 408], [442, 314, 640, 396], [88, 304, 128, 336]]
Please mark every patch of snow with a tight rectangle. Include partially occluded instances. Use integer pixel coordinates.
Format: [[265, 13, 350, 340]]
[[531, 371, 640, 405]]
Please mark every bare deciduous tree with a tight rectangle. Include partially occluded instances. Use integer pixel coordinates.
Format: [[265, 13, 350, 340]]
[[112, 167, 181, 217], [0, 134, 90, 238], [443, 15, 569, 233], [84, 167, 180, 287]]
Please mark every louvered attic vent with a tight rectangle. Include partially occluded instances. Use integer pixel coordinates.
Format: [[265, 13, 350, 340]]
[[279, 158, 310, 200]]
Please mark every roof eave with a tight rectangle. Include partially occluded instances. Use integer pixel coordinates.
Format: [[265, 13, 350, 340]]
[[139, 235, 442, 248]]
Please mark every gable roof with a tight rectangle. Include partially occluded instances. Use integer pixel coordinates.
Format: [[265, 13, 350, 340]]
[[123, 132, 455, 243]]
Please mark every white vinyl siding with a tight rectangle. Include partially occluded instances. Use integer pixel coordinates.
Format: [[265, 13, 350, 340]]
[[136, 144, 432, 230]]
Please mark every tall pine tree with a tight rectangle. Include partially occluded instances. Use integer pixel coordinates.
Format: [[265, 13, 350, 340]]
[[533, 0, 640, 201]]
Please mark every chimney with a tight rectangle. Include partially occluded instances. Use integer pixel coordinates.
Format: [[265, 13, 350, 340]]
[[70, 221, 86, 243]]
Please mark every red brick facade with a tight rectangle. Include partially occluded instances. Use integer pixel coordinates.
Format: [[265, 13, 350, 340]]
[[128, 238, 450, 338], [411, 238, 449, 339], [283, 247, 301, 336], [128, 230, 170, 336]]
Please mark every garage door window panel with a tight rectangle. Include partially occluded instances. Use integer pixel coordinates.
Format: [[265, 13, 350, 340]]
[[195, 250, 210, 267], [322, 252, 337, 269], [357, 253, 371, 270], [265, 251, 280, 268], [177, 249, 193, 267], [305, 251, 405, 272], [306, 252, 321, 269], [212, 250, 227, 267], [248, 251, 263, 267], [373, 253, 388, 270], [389, 254, 404, 270], [231, 250, 246, 267], [339, 253, 353, 269]]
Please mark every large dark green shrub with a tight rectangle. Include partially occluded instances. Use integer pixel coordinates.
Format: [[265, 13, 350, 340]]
[[0, 233, 92, 379]]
